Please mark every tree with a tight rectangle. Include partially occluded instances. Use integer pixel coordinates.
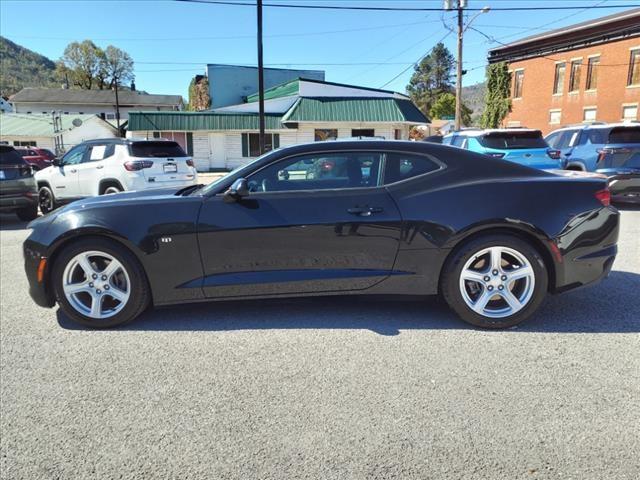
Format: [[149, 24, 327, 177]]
[[406, 43, 455, 116], [429, 92, 472, 126], [58, 40, 103, 89], [480, 62, 512, 128], [187, 75, 211, 111], [102, 45, 134, 88], [55, 41, 134, 90]]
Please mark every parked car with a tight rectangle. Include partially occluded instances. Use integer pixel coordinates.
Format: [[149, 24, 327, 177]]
[[0, 145, 39, 221], [32, 147, 56, 161], [545, 123, 639, 173], [15, 146, 52, 171], [422, 135, 443, 144], [35, 138, 198, 214], [24, 140, 618, 330], [443, 129, 562, 170], [594, 125, 640, 203]]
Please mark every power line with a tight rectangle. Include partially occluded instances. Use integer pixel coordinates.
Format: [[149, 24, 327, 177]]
[[176, 0, 640, 12]]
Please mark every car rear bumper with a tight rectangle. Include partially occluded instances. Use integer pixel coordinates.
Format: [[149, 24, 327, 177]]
[[608, 175, 640, 203], [0, 192, 38, 211], [553, 206, 620, 293]]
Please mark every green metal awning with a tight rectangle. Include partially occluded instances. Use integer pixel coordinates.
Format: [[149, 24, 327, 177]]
[[128, 111, 285, 131], [245, 79, 299, 103], [0, 113, 100, 137], [281, 97, 429, 124]]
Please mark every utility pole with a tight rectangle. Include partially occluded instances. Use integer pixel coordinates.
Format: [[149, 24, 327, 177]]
[[455, 0, 464, 131], [444, 0, 489, 131], [114, 77, 122, 137], [257, 0, 266, 155]]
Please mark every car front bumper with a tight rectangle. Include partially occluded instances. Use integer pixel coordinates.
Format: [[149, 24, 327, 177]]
[[24, 237, 56, 308]]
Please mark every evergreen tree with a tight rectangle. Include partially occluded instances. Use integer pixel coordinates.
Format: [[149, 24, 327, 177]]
[[406, 43, 455, 116]]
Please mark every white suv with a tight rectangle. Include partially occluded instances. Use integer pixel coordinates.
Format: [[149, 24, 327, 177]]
[[36, 138, 198, 213]]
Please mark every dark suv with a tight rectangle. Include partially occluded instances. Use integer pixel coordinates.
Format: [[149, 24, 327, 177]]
[[0, 145, 39, 221]]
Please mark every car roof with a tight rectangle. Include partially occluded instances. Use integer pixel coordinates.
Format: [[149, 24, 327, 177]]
[[445, 128, 541, 137], [547, 122, 639, 134]]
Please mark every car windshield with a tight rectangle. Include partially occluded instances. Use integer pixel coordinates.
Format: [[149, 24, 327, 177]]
[[608, 126, 640, 144], [478, 131, 547, 150], [129, 141, 187, 158], [0, 146, 26, 165]]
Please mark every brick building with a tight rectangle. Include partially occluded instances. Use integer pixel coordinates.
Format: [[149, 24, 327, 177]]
[[488, 9, 640, 134]]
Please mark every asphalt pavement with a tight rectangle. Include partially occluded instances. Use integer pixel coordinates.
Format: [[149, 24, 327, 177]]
[[1, 208, 639, 480]]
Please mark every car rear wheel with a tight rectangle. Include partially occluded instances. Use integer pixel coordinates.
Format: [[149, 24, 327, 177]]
[[16, 204, 38, 221], [103, 185, 122, 195], [442, 234, 548, 328], [38, 185, 56, 214], [52, 238, 150, 328]]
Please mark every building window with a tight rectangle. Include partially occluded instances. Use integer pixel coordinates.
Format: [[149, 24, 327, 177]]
[[394, 129, 402, 140], [314, 129, 338, 141], [241, 133, 280, 157], [622, 104, 638, 120], [553, 63, 566, 95], [586, 56, 600, 90], [569, 60, 582, 92], [549, 110, 562, 125], [513, 70, 524, 98], [583, 108, 597, 122], [628, 49, 640, 86], [13, 141, 37, 147], [105, 113, 116, 120], [351, 129, 375, 138]]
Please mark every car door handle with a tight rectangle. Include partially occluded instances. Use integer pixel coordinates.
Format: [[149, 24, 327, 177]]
[[69, 169, 77, 173], [96, 165, 104, 169], [347, 206, 383, 217]]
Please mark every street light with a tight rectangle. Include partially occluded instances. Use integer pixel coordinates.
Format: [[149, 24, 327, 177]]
[[451, 2, 490, 130]]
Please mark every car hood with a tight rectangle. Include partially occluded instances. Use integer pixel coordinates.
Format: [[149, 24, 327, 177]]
[[29, 187, 186, 230]]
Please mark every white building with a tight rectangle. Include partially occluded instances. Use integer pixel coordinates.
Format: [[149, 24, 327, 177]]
[[127, 78, 428, 171], [9, 88, 183, 121], [0, 97, 13, 113], [0, 113, 118, 151]]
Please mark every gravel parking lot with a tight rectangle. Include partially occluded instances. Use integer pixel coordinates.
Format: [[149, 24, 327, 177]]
[[1, 208, 639, 480]]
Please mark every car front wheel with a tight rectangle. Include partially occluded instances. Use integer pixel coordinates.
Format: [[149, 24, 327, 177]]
[[52, 238, 150, 328], [442, 234, 548, 328]]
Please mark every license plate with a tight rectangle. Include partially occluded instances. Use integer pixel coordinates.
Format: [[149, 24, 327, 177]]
[[163, 163, 178, 173]]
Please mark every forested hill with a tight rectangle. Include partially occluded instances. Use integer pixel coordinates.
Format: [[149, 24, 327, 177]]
[[0, 36, 57, 96]]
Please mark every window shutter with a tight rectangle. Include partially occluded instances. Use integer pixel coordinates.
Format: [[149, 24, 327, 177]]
[[186, 132, 194, 156], [274, 134, 280, 149], [241, 133, 248, 157]]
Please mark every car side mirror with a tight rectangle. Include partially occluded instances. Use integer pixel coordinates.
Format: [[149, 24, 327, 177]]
[[52, 158, 61, 166], [223, 178, 249, 203]]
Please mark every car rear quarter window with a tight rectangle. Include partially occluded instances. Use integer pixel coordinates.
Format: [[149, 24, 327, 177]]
[[608, 127, 640, 144], [479, 131, 547, 150], [130, 141, 187, 158], [585, 128, 610, 145], [384, 152, 440, 184], [0, 146, 27, 165]]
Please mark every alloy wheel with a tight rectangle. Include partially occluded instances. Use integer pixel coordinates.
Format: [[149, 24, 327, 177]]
[[458, 246, 536, 319], [39, 189, 53, 212], [61, 250, 131, 319], [104, 186, 121, 195]]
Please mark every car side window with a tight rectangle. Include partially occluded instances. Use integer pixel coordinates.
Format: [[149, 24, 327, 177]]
[[247, 152, 382, 193], [451, 135, 465, 147], [545, 132, 560, 148], [83, 145, 107, 163], [61, 145, 86, 166], [383, 152, 440, 184]]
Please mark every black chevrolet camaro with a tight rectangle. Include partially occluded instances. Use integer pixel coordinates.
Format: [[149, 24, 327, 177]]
[[24, 140, 620, 329]]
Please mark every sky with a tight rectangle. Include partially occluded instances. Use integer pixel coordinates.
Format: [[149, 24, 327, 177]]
[[1, 0, 638, 99]]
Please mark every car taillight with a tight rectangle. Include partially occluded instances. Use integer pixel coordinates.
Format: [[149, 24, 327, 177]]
[[547, 149, 561, 160], [595, 188, 611, 207], [487, 152, 505, 159], [124, 160, 154, 171], [186, 159, 194, 167]]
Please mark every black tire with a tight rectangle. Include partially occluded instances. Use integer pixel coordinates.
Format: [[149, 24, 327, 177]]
[[101, 184, 123, 195], [16, 204, 38, 221], [38, 185, 57, 214], [51, 237, 151, 328], [441, 234, 548, 329]]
